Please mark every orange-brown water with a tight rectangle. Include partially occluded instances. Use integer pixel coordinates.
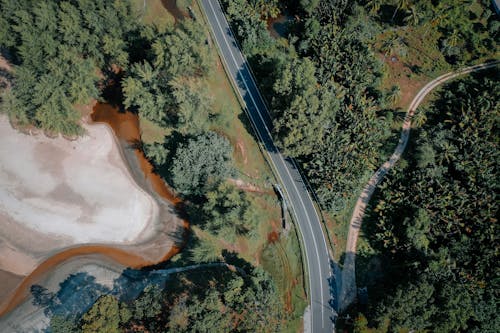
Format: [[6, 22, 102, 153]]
[[0, 103, 188, 317], [91, 103, 183, 205]]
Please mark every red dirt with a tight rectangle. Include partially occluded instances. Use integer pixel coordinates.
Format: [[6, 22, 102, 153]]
[[235, 139, 248, 165], [267, 230, 280, 243], [228, 178, 269, 194], [380, 53, 428, 109], [161, 0, 188, 23], [91, 103, 182, 205]]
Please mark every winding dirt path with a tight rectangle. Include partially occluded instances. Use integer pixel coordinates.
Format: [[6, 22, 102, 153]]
[[338, 60, 500, 311]]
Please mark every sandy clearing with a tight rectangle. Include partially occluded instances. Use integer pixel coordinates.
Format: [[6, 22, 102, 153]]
[[0, 110, 184, 314], [0, 116, 157, 246]]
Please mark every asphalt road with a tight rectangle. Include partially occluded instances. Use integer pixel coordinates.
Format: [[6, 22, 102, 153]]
[[199, 0, 336, 331]]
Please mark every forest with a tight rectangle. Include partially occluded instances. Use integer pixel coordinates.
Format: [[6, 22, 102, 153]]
[[45, 264, 283, 333], [222, 0, 499, 213], [222, 0, 499, 332], [353, 69, 499, 333]]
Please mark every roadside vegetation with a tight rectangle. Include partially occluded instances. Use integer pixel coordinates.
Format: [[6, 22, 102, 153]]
[[0, 0, 306, 331], [221, 0, 499, 259]]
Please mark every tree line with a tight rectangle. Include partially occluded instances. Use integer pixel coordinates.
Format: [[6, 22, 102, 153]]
[[0, 0, 137, 135], [41, 264, 283, 333]]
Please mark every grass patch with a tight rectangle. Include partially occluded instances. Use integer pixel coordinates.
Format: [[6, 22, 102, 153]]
[[139, 117, 171, 143], [261, 223, 308, 332], [376, 25, 450, 110], [133, 0, 175, 30]]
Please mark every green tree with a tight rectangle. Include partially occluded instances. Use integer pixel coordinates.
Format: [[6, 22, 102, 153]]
[[133, 284, 163, 320], [203, 183, 258, 240], [189, 238, 220, 263], [271, 58, 334, 157], [171, 131, 233, 196], [50, 315, 80, 333], [144, 141, 169, 167], [81, 295, 130, 333], [170, 77, 214, 134]]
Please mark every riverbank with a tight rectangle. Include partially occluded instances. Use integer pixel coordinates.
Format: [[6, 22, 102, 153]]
[[0, 107, 185, 316]]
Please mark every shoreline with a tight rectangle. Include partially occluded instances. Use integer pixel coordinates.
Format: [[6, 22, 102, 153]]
[[0, 106, 188, 317]]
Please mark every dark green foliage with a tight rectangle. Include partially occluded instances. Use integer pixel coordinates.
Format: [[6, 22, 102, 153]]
[[122, 20, 214, 129], [188, 237, 220, 262], [132, 284, 163, 320], [160, 265, 284, 332], [170, 76, 214, 134], [153, 20, 213, 79], [271, 57, 332, 157], [0, 0, 138, 135], [171, 131, 233, 196], [50, 315, 80, 333], [80, 295, 131, 333], [362, 71, 499, 332], [144, 140, 169, 167], [203, 183, 259, 240], [225, 0, 277, 56], [223, 0, 389, 212], [122, 61, 169, 125]]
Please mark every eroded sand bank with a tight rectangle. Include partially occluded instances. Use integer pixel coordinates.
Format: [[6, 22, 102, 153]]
[[0, 117, 156, 245], [0, 113, 183, 313]]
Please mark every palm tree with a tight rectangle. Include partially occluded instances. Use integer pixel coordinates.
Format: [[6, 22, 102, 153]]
[[381, 35, 398, 57], [391, 0, 411, 23], [412, 109, 427, 128], [366, 0, 383, 15], [403, 5, 421, 26], [448, 29, 460, 47], [387, 85, 401, 105]]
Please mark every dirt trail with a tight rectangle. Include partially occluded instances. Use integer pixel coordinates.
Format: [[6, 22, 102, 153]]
[[338, 61, 500, 311]]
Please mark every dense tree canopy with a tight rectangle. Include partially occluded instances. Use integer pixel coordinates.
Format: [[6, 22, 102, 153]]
[[171, 131, 234, 196], [223, 0, 390, 211], [0, 0, 137, 135], [60, 266, 284, 333], [357, 70, 499, 332], [203, 183, 259, 240], [222, 0, 499, 215]]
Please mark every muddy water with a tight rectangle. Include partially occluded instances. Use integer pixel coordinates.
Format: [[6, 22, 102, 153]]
[[0, 104, 188, 317], [91, 103, 183, 205]]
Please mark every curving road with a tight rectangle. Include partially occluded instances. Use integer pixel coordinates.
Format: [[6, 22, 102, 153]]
[[338, 60, 500, 311], [198, 0, 336, 331]]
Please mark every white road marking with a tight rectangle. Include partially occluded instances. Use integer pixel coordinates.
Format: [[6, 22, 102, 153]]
[[204, 0, 331, 329]]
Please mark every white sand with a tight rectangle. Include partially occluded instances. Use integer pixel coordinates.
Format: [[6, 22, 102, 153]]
[[0, 117, 157, 244]]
